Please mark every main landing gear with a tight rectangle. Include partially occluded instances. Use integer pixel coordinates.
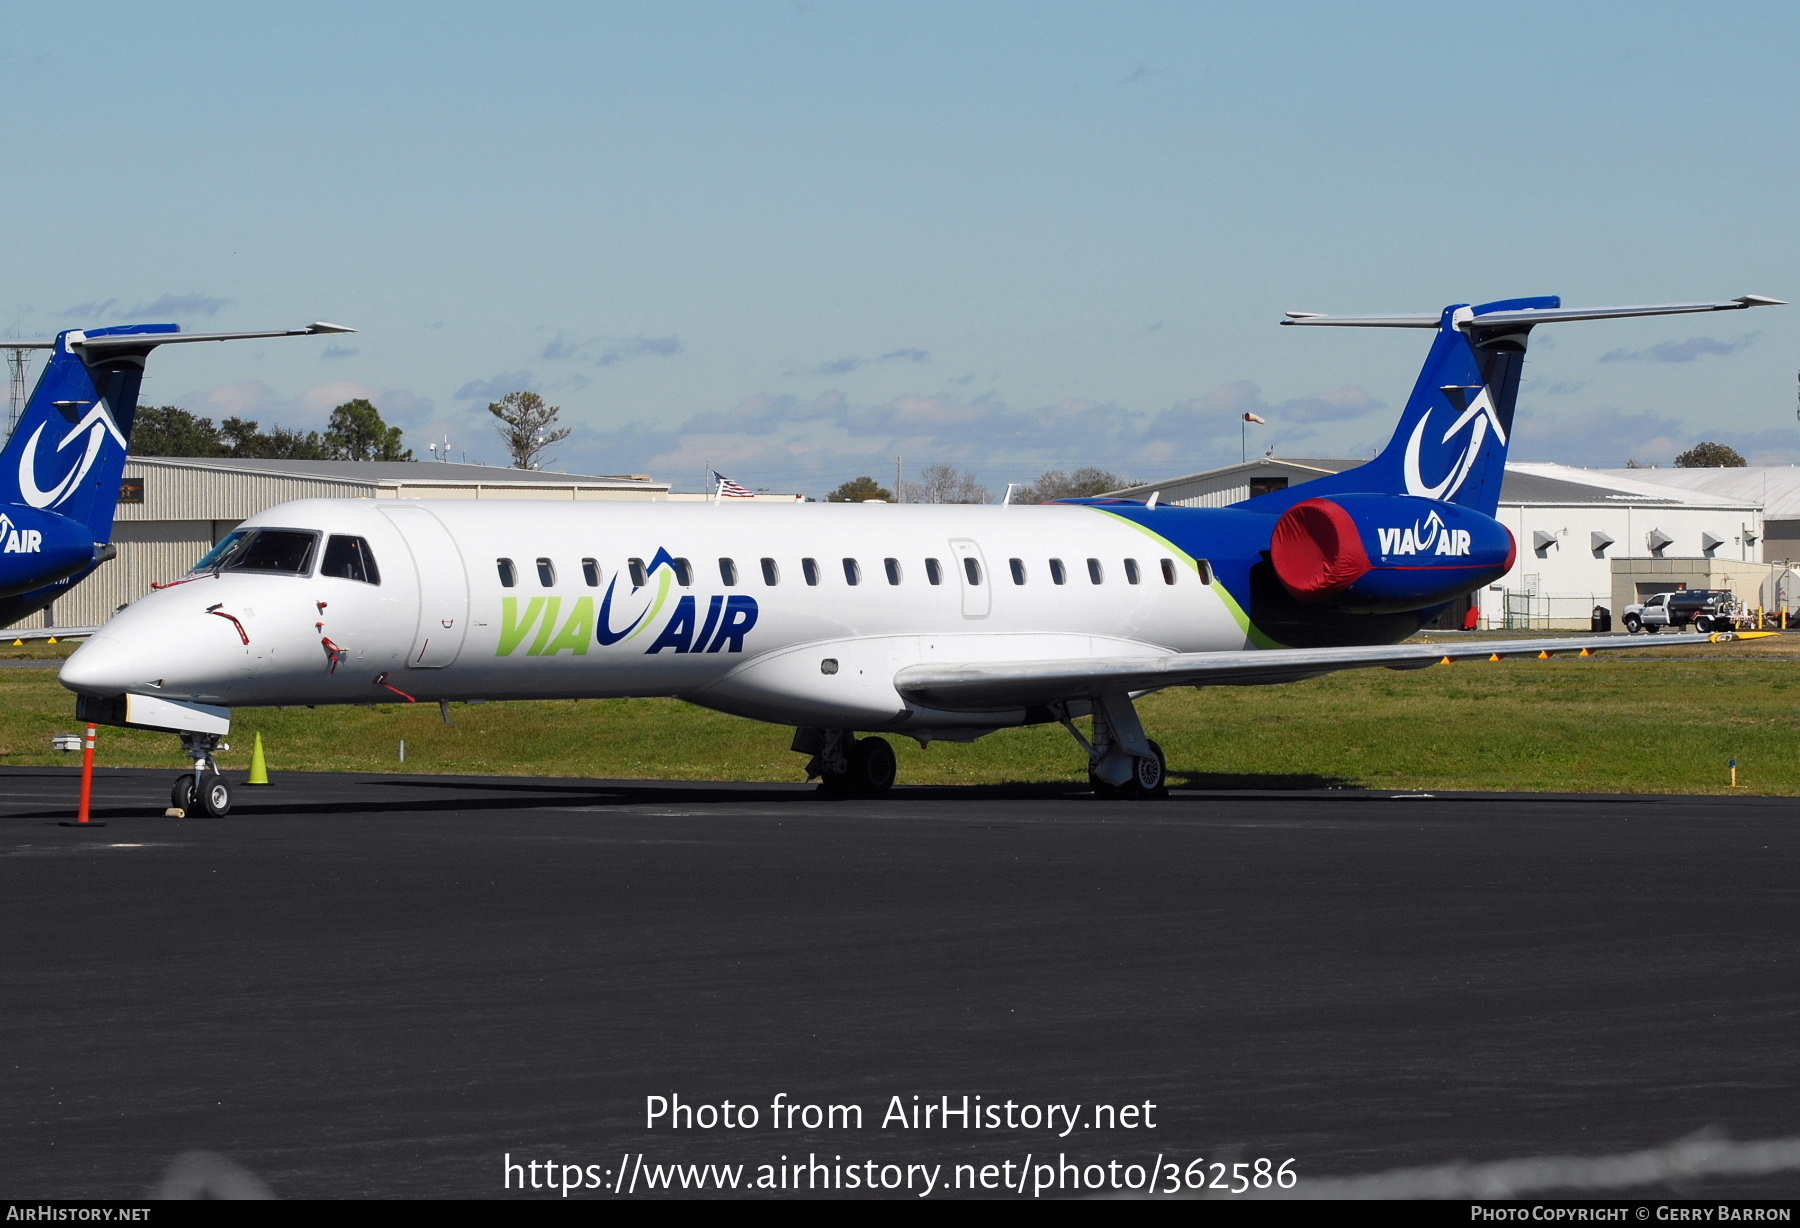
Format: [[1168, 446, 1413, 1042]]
[[794, 728, 898, 797], [170, 731, 233, 818], [1056, 691, 1168, 800]]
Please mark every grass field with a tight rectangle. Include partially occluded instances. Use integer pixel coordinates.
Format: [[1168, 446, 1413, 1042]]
[[3, 636, 1796, 794]]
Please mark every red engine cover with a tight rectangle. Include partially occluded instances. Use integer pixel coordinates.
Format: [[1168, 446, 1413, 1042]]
[[1270, 497, 1373, 602]]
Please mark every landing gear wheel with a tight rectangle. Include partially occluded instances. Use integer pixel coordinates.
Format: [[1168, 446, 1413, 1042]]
[[1088, 770, 1121, 800], [199, 772, 232, 817], [1623, 615, 1642, 634], [171, 773, 198, 814], [1123, 740, 1168, 799], [847, 737, 898, 796]]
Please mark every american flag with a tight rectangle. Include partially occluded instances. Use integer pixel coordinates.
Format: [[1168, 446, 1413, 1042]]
[[710, 469, 754, 499]]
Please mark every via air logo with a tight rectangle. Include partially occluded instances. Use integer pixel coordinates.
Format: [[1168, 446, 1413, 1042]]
[[0, 513, 43, 554], [1402, 383, 1506, 504], [496, 547, 759, 657], [1377, 510, 1470, 558], [19, 397, 128, 511]]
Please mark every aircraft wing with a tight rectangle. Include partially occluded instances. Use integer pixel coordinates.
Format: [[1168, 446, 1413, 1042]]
[[893, 631, 1754, 711]]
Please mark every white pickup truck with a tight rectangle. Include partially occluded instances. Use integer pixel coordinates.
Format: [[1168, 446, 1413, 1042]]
[[1622, 589, 1745, 634]]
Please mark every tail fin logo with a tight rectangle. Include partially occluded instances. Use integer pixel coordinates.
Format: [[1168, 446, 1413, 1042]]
[[1402, 385, 1506, 503], [17, 399, 128, 511]]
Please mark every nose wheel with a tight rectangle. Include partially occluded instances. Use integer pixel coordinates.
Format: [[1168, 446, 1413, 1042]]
[[171, 732, 233, 817]]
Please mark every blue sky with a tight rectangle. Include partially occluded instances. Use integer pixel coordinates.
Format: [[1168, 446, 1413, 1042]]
[[2, 1, 1795, 492]]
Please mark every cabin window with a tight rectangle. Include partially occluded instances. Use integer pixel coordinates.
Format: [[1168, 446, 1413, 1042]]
[[802, 558, 820, 586], [628, 557, 647, 587], [222, 529, 319, 577], [672, 557, 692, 586], [582, 558, 600, 587], [322, 535, 380, 585], [1009, 558, 1026, 585], [925, 558, 943, 585], [1196, 559, 1214, 585], [1087, 558, 1104, 584], [1124, 558, 1140, 585], [963, 556, 982, 585], [843, 558, 861, 585], [536, 558, 556, 587], [761, 557, 780, 586], [1048, 558, 1066, 585], [884, 558, 902, 585], [1160, 558, 1177, 585], [497, 558, 516, 588], [719, 558, 738, 587]]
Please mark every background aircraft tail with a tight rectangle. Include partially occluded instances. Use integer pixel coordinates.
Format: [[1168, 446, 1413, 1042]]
[[0, 324, 176, 545]]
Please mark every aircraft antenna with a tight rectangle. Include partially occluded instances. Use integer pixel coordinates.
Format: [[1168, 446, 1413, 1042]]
[[5, 346, 30, 443]]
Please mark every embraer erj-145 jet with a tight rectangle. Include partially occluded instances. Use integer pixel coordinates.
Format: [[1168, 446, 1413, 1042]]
[[0, 321, 353, 626], [60, 294, 1782, 815]]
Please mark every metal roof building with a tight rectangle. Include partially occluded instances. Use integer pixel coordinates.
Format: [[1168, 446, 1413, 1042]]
[[22, 458, 671, 631]]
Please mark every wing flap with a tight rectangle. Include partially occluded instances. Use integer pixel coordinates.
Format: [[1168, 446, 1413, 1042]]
[[894, 631, 1755, 710]]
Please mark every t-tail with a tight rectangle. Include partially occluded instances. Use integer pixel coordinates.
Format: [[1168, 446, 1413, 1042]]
[[1246, 293, 1785, 518], [0, 320, 353, 624], [0, 325, 177, 544]]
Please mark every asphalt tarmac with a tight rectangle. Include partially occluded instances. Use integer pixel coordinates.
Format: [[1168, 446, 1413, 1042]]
[[2, 767, 1794, 1200]]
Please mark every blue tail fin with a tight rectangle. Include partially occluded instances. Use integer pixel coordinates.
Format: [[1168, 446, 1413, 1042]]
[[0, 324, 175, 543], [1248, 297, 1557, 518]]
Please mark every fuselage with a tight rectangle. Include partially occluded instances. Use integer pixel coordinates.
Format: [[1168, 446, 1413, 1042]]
[[60, 497, 1320, 735]]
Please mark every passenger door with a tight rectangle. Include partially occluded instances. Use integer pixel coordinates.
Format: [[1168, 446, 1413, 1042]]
[[379, 505, 470, 668], [949, 539, 990, 619]]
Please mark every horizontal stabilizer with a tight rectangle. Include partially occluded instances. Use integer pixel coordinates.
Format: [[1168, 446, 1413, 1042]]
[[1281, 296, 1784, 329], [1, 322, 355, 350], [896, 631, 1759, 710]]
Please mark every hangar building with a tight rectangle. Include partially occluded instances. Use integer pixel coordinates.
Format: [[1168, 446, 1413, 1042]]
[[20, 458, 671, 632]]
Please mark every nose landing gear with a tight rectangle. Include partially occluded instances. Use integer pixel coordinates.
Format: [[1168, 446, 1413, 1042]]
[[170, 732, 233, 817]]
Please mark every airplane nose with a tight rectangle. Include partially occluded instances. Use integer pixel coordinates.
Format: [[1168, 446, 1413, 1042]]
[[59, 632, 141, 694]]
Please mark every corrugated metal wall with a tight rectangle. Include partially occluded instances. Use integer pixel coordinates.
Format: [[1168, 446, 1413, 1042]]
[[117, 460, 372, 521]]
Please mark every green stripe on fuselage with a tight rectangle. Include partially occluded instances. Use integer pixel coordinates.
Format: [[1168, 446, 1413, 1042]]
[[1095, 508, 1285, 649]]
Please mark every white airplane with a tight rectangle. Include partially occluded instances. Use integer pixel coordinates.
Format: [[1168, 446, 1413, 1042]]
[[58, 294, 1782, 815]]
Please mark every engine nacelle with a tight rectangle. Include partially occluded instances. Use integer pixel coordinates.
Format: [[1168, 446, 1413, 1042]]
[[1270, 494, 1515, 614]]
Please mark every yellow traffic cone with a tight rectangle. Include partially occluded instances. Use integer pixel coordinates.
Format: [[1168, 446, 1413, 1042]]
[[246, 732, 271, 786]]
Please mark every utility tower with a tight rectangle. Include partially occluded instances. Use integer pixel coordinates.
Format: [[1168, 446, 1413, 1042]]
[[5, 347, 30, 442]]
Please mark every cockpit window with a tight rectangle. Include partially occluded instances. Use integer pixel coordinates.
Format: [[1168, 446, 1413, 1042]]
[[322, 535, 381, 585], [221, 529, 320, 576], [192, 531, 250, 572]]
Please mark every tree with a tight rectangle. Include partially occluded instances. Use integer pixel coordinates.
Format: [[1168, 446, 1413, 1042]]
[[130, 405, 337, 460], [1014, 466, 1128, 503], [903, 462, 990, 504], [1674, 441, 1747, 468], [826, 475, 894, 502], [219, 417, 329, 460], [489, 390, 571, 470], [130, 406, 224, 456], [325, 399, 412, 461]]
